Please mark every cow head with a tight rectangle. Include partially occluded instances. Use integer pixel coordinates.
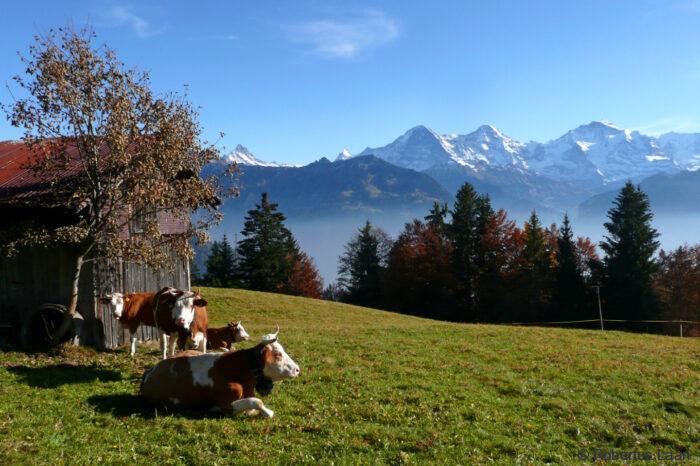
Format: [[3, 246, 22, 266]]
[[228, 321, 250, 342], [260, 327, 300, 381], [100, 293, 125, 319], [162, 289, 207, 329]]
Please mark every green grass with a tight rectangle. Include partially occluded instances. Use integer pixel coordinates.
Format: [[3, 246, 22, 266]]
[[1, 287, 698, 464]]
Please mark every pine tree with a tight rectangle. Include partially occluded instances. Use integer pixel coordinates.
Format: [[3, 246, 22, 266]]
[[425, 201, 449, 236], [600, 182, 660, 320], [338, 221, 391, 307], [517, 210, 553, 321], [549, 214, 588, 321], [205, 235, 238, 287], [237, 192, 299, 292], [448, 183, 482, 321]]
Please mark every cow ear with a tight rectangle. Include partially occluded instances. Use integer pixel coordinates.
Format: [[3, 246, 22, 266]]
[[194, 298, 208, 307]]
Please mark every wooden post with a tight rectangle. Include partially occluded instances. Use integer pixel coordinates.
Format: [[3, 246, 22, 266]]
[[594, 285, 604, 330], [680, 321, 683, 338]]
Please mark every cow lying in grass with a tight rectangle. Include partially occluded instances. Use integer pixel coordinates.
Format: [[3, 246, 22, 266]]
[[100, 287, 206, 358], [140, 327, 300, 418]]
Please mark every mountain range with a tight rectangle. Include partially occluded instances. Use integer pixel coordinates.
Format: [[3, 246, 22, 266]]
[[211, 121, 700, 280], [226, 121, 700, 216]]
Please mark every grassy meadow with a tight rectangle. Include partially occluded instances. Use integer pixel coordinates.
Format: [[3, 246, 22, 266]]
[[0, 287, 698, 464]]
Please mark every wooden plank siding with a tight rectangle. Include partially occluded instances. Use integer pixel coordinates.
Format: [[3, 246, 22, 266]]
[[0, 247, 189, 349]]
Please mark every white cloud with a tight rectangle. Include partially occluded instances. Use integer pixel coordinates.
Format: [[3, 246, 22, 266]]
[[105, 5, 163, 38], [288, 10, 399, 60], [634, 117, 700, 135], [190, 34, 238, 42]]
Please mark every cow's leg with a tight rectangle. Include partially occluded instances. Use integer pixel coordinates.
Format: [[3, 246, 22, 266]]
[[230, 398, 274, 418], [160, 332, 169, 360], [168, 332, 177, 357], [202, 337, 207, 354], [130, 335, 138, 356]]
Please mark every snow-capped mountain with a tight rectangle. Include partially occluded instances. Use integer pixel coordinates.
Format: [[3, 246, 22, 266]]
[[523, 121, 679, 186], [224, 144, 290, 167], [657, 132, 700, 171], [335, 148, 353, 161], [360, 121, 694, 189]]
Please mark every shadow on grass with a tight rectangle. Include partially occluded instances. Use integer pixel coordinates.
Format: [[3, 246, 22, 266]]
[[87, 393, 228, 420], [7, 364, 122, 388]]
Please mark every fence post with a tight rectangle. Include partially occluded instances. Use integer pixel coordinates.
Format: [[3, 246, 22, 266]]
[[680, 321, 683, 338], [594, 285, 604, 330]]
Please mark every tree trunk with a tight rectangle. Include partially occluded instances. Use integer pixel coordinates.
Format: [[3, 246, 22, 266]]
[[50, 249, 88, 345]]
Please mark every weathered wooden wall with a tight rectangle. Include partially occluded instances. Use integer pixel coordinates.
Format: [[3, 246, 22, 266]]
[[95, 255, 190, 349], [0, 247, 189, 349], [0, 247, 95, 345]]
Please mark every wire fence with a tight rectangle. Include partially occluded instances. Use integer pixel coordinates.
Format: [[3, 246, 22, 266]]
[[510, 319, 700, 337]]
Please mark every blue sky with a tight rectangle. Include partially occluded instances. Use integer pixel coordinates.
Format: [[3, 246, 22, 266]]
[[2, 0, 700, 164]]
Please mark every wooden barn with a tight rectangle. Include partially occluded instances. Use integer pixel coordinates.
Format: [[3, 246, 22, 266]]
[[0, 141, 191, 349]]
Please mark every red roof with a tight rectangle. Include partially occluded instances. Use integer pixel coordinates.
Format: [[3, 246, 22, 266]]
[[0, 140, 83, 204], [0, 140, 188, 235]]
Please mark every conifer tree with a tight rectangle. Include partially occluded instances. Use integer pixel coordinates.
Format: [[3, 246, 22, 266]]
[[425, 201, 449, 236], [600, 182, 660, 320], [449, 183, 479, 321], [549, 214, 588, 320], [449, 183, 493, 321], [237, 193, 299, 292], [517, 210, 553, 321], [205, 234, 238, 287], [338, 221, 391, 307]]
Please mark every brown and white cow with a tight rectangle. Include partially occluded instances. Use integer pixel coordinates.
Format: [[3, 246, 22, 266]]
[[176, 302, 210, 353], [140, 328, 300, 418], [100, 287, 206, 358], [206, 321, 250, 351]]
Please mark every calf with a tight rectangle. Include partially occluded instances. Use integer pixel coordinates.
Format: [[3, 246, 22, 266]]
[[100, 287, 206, 358], [206, 321, 250, 351], [176, 302, 209, 353], [140, 328, 300, 418]]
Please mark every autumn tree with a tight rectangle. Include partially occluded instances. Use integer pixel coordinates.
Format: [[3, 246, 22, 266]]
[[286, 251, 324, 299], [600, 182, 660, 320], [237, 192, 299, 292], [383, 220, 457, 319], [1, 27, 228, 342], [337, 221, 391, 307], [654, 245, 700, 324], [474, 209, 520, 322]]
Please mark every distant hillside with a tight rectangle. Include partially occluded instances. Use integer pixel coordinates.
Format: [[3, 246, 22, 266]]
[[579, 169, 700, 218], [209, 154, 452, 219]]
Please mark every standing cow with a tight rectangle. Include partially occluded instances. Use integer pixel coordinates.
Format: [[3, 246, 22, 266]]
[[100, 287, 206, 358], [140, 327, 300, 418]]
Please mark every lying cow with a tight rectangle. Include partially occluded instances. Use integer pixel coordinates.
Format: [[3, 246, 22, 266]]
[[206, 321, 250, 351], [140, 327, 300, 418], [100, 287, 206, 358]]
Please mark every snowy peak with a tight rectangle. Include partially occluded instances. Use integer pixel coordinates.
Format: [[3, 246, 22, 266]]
[[335, 148, 353, 161], [358, 125, 455, 171], [224, 145, 288, 167]]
